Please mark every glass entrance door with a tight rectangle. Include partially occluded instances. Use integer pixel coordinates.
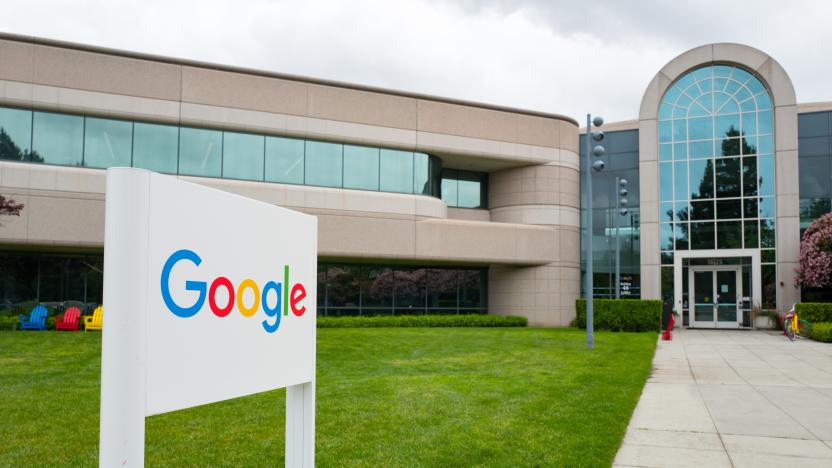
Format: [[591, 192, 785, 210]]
[[690, 267, 741, 328]]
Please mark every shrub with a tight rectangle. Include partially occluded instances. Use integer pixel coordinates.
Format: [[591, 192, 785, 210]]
[[574, 299, 661, 332], [810, 322, 832, 343], [0, 315, 18, 331], [797, 213, 832, 288], [795, 303, 832, 324], [317, 314, 527, 328]]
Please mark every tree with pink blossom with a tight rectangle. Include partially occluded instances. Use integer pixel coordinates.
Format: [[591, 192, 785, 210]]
[[797, 212, 832, 289]]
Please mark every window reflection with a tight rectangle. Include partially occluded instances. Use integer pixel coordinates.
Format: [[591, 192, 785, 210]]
[[32, 112, 83, 166], [343, 145, 379, 191], [441, 169, 487, 208], [658, 64, 775, 262], [133, 122, 178, 173], [305, 141, 342, 188], [0, 107, 38, 162], [265, 136, 304, 184], [0, 105, 442, 198], [84, 117, 132, 169], [179, 127, 222, 177], [222, 131, 264, 181], [319, 263, 487, 315], [379, 149, 414, 194]]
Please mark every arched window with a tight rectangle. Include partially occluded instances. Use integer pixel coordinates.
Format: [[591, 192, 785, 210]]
[[657, 65, 775, 258]]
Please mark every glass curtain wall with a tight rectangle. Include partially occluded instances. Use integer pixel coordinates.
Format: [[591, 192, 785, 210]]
[[580, 129, 641, 298], [441, 169, 488, 208], [0, 105, 441, 198], [0, 252, 104, 311], [318, 263, 487, 316], [657, 64, 776, 308], [797, 110, 832, 301]]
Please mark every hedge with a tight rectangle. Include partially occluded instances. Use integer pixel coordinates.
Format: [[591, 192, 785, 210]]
[[811, 322, 832, 343], [795, 303, 832, 324], [317, 314, 527, 328], [575, 299, 662, 332]]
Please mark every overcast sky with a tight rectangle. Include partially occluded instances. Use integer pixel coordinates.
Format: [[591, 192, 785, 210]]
[[2, 0, 830, 122]]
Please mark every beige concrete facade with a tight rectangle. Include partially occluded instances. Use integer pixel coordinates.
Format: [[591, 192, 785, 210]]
[[638, 43, 801, 315], [0, 34, 580, 326]]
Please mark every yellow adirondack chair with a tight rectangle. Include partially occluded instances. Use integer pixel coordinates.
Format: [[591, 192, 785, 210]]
[[84, 306, 103, 331]]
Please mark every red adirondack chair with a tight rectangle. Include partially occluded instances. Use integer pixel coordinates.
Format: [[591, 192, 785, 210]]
[[55, 306, 81, 331]]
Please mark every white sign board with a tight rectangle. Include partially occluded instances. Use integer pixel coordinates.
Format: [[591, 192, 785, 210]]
[[99, 168, 316, 467]]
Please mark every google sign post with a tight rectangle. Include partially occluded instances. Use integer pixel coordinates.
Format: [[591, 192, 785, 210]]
[[99, 168, 317, 467]]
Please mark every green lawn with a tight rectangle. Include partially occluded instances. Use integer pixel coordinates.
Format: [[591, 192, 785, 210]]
[[0, 328, 656, 467]]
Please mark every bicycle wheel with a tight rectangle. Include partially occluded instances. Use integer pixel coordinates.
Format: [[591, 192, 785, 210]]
[[798, 319, 812, 338], [785, 318, 796, 341]]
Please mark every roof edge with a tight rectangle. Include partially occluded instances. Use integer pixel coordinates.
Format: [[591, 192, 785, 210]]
[[0, 31, 578, 126]]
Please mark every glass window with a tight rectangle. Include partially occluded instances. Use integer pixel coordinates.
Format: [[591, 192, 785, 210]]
[[675, 201, 689, 222], [0, 107, 33, 161], [688, 117, 712, 140], [743, 198, 759, 219], [689, 159, 714, 199], [675, 222, 689, 250], [343, 145, 379, 191], [689, 140, 713, 158], [362, 266, 394, 312], [395, 268, 425, 313], [674, 162, 687, 201], [265, 136, 304, 184], [690, 200, 714, 220], [759, 197, 776, 218], [305, 141, 342, 187], [660, 143, 672, 161], [83, 117, 132, 169], [660, 223, 674, 250], [742, 157, 758, 196], [660, 202, 674, 222], [762, 264, 776, 308], [442, 177, 458, 207], [132, 122, 178, 173], [32, 112, 83, 166], [379, 149, 414, 194], [761, 219, 776, 247], [222, 131, 264, 181], [673, 143, 687, 161], [716, 158, 741, 198], [178, 127, 222, 177], [798, 155, 831, 199], [691, 221, 715, 249], [414, 153, 431, 195], [758, 154, 775, 196], [458, 173, 483, 209], [744, 220, 759, 248], [659, 65, 775, 257], [659, 162, 673, 201], [717, 221, 742, 249], [717, 199, 742, 219]]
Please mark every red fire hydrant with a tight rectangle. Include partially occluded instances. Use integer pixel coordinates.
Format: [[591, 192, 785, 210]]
[[661, 314, 675, 341]]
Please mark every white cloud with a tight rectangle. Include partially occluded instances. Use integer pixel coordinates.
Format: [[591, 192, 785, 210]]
[[1, 0, 830, 122]]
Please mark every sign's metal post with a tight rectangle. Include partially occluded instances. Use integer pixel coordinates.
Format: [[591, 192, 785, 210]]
[[286, 381, 316, 467], [100, 169, 150, 467]]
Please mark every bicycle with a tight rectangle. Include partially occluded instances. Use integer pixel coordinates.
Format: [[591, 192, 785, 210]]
[[781, 303, 812, 341]]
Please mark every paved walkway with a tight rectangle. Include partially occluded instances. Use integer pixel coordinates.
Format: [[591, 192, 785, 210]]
[[614, 329, 832, 467]]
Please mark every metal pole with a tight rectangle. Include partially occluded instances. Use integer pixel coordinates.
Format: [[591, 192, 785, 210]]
[[584, 114, 594, 349], [615, 176, 621, 299]]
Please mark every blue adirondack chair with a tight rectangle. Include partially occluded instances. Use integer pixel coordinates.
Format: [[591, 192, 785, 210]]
[[19, 305, 48, 331]]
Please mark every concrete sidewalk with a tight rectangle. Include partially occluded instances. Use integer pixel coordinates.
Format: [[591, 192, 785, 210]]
[[614, 329, 832, 467]]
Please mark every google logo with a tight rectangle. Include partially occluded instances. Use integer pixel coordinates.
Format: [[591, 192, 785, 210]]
[[160, 249, 308, 333]]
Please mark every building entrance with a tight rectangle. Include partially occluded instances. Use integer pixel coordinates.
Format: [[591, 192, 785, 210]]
[[689, 266, 742, 329]]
